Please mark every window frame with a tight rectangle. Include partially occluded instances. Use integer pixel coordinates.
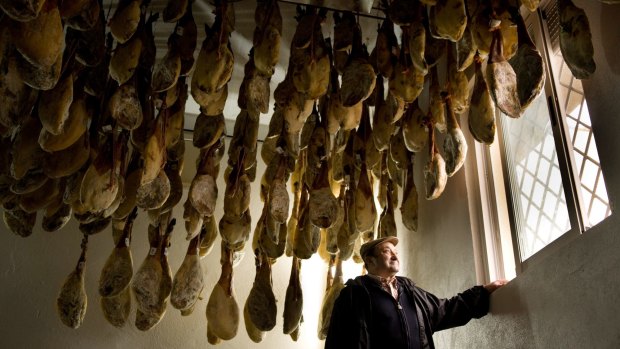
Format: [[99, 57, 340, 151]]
[[474, 5, 608, 277]]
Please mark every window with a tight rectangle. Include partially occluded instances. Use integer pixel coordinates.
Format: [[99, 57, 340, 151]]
[[491, 3, 612, 271]]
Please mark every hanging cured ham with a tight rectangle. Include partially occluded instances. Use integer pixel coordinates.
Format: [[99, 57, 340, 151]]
[[0, 0, 45, 21], [378, 178, 397, 238], [10, 0, 64, 69], [509, 9, 545, 111], [370, 18, 398, 78], [293, 184, 320, 259], [79, 136, 121, 213], [456, 25, 476, 71], [131, 218, 174, 322], [424, 124, 447, 200], [429, 0, 467, 42], [469, 55, 496, 145], [558, 0, 595, 79], [246, 253, 277, 331], [192, 16, 234, 95], [402, 101, 428, 153], [340, 22, 375, 106], [253, 0, 282, 77], [447, 45, 470, 114], [162, 0, 187, 23], [389, 29, 424, 103], [401, 154, 418, 231], [309, 158, 339, 229], [171, 234, 204, 312], [206, 244, 240, 341], [38, 72, 73, 135], [100, 286, 131, 328], [283, 257, 303, 334], [428, 66, 446, 133], [56, 235, 89, 329], [244, 295, 265, 342], [108, 0, 141, 44], [318, 257, 344, 339], [98, 208, 137, 297], [443, 93, 468, 177], [486, 22, 521, 118]]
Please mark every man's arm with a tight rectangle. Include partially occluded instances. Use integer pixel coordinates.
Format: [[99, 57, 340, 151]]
[[416, 280, 507, 333]]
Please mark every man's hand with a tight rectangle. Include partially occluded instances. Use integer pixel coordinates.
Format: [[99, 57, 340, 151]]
[[483, 279, 508, 294]]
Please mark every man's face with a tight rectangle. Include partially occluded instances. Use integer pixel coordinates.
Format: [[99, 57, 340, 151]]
[[367, 242, 399, 277]]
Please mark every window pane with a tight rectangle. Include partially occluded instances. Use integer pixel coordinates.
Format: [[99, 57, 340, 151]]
[[552, 50, 612, 228], [499, 93, 572, 261]]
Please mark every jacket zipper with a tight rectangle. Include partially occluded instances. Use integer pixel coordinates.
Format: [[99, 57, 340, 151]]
[[395, 297, 411, 348]]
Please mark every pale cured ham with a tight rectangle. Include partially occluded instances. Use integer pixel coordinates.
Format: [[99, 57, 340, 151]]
[[340, 24, 375, 106], [109, 82, 143, 131], [132, 218, 174, 318], [471, 6, 518, 60], [447, 45, 470, 114], [13, 47, 62, 90], [109, 31, 143, 85], [456, 25, 476, 72], [429, 0, 467, 42], [283, 257, 303, 334], [509, 10, 545, 111], [206, 244, 240, 341], [100, 286, 131, 328], [390, 32, 424, 103], [38, 73, 73, 135], [309, 158, 339, 229], [11, 1, 63, 68], [38, 95, 89, 153], [369, 18, 398, 78], [246, 253, 277, 331], [443, 94, 468, 176], [402, 101, 428, 153], [354, 162, 376, 234], [253, 0, 282, 77], [109, 0, 141, 44], [429, 66, 446, 133], [486, 24, 521, 118], [558, 0, 595, 79], [318, 258, 344, 339], [162, 0, 188, 23], [79, 137, 120, 213], [424, 125, 447, 200], [0, 0, 45, 21], [171, 235, 204, 312], [293, 185, 320, 259], [469, 56, 496, 145], [56, 235, 88, 329], [98, 208, 137, 297], [192, 20, 234, 95], [401, 155, 418, 231], [244, 296, 265, 343]]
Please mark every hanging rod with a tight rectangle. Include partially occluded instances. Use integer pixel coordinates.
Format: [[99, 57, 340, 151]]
[[203, 0, 388, 20], [276, 0, 387, 20]]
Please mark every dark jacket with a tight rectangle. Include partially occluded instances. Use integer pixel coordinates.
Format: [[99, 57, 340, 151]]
[[324, 275, 490, 349]]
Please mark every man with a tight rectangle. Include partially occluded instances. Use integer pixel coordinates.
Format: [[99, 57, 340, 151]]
[[325, 236, 507, 349]]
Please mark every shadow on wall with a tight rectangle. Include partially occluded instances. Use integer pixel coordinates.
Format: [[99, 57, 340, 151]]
[[600, 4, 620, 75], [486, 282, 535, 347]]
